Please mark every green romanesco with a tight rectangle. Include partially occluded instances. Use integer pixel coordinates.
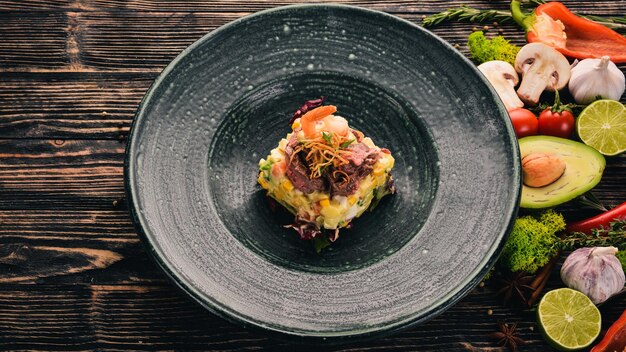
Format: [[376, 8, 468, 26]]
[[500, 210, 566, 274], [467, 31, 520, 66]]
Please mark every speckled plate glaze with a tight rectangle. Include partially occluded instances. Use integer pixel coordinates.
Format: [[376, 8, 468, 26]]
[[125, 4, 521, 342]]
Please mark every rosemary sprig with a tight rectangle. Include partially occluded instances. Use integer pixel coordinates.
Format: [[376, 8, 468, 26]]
[[583, 15, 626, 31], [422, 6, 514, 27], [422, 4, 626, 33], [560, 220, 626, 251]]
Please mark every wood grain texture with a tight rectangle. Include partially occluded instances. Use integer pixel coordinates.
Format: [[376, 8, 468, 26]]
[[0, 6, 625, 73], [0, 139, 125, 209], [0, 209, 167, 284], [0, 13, 69, 70], [0, 72, 152, 139], [1, 0, 625, 15]]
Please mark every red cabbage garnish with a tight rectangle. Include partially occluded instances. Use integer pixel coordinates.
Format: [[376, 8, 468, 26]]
[[285, 216, 322, 240], [289, 96, 325, 124]]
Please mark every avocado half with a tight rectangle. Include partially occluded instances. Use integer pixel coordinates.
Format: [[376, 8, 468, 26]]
[[519, 136, 606, 209]]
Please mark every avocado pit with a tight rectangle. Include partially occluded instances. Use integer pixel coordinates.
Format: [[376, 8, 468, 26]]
[[522, 153, 566, 187]]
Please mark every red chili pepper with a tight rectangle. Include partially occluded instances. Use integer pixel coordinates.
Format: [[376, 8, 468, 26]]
[[567, 201, 626, 235], [591, 309, 626, 352], [511, 1, 626, 63]]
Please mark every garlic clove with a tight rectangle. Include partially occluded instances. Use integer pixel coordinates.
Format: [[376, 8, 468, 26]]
[[561, 247, 626, 304], [568, 56, 626, 104]]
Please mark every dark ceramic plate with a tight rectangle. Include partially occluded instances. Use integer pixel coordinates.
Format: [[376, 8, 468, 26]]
[[125, 4, 520, 342]]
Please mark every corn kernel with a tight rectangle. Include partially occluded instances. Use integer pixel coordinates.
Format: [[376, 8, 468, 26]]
[[322, 205, 340, 219], [319, 198, 330, 207], [258, 175, 270, 189], [348, 195, 358, 205], [292, 120, 301, 130], [281, 179, 294, 191], [324, 219, 339, 229]]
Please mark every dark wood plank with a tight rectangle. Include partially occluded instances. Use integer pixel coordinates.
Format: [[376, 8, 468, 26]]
[[0, 282, 622, 351], [0, 139, 125, 210], [1, 7, 625, 72], [0, 13, 69, 70], [77, 11, 242, 71], [0, 0, 624, 16], [84, 0, 626, 15], [0, 209, 167, 284], [0, 72, 152, 139]]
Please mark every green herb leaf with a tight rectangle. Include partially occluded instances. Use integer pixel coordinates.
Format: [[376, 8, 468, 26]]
[[260, 163, 272, 171], [322, 132, 333, 144], [339, 139, 355, 148], [313, 235, 331, 253]]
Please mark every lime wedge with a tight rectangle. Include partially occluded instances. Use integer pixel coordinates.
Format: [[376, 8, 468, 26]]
[[576, 99, 626, 156], [537, 288, 601, 351]]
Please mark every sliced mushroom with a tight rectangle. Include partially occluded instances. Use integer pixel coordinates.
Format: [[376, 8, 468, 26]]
[[478, 61, 524, 111], [514, 43, 571, 106]]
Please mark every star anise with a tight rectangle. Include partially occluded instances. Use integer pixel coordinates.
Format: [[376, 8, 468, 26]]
[[496, 271, 535, 305], [489, 322, 526, 352]]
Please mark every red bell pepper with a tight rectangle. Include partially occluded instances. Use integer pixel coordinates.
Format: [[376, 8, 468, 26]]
[[511, 1, 626, 63], [567, 201, 626, 235], [591, 309, 626, 352]]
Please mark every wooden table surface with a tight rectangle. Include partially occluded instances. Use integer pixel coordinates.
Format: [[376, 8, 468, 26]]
[[1, 0, 625, 350]]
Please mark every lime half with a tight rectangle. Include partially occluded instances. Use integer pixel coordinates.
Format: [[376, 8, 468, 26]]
[[537, 288, 601, 351], [577, 99, 626, 156]]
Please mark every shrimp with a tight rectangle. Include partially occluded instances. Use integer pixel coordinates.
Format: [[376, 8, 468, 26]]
[[322, 115, 350, 137], [300, 105, 350, 139]]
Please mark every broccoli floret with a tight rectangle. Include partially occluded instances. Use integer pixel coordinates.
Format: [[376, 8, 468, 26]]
[[500, 210, 565, 274], [467, 31, 520, 66]]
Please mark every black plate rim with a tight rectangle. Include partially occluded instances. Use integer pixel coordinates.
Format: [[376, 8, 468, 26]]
[[124, 3, 521, 342]]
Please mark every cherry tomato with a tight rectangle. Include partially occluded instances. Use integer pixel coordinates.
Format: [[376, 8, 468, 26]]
[[508, 108, 538, 138], [538, 109, 575, 138]]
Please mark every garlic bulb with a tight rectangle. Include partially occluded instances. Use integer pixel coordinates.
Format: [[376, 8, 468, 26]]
[[561, 247, 625, 304], [568, 56, 625, 104]]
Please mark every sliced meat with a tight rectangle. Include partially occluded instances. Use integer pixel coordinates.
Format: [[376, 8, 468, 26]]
[[284, 132, 382, 196], [327, 143, 381, 197], [351, 129, 365, 143], [344, 143, 376, 167], [285, 133, 326, 193]]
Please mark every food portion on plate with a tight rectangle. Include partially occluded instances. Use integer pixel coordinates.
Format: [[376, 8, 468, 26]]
[[258, 98, 395, 249]]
